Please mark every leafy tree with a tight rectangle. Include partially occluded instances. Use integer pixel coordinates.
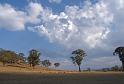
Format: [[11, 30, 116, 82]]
[[70, 49, 86, 72], [113, 47, 124, 71], [17, 53, 26, 64], [0, 49, 17, 66], [0, 49, 6, 65], [0, 50, 11, 66], [9, 51, 18, 64], [54, 63, 60, 68], [111, 65, 119, 71], [41, 60, 51, 67], [28, 49, 41, 68]]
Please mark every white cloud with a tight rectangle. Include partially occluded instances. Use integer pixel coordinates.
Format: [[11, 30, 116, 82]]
[[0, 4, 26, 31], [48, 0, 62, 4], [26, 2, 43, 24], [29, 1, 113, 48], [28, 0, 124, 50], [102, 0, 124, 48], [107, 0, 124, 10], [0, 2, 42, 31]]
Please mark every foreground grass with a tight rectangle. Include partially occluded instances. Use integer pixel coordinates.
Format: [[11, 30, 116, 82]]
[[0, 72, 124, 84], [0, 64, 124, 84]]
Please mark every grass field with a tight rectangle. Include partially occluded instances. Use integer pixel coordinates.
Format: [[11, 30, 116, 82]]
[[0, 72, 124, 84], [0, 63, 124, 84]]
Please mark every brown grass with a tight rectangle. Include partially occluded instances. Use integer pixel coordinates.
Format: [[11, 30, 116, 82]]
[[0, 62, 77, 74], [0, 62, 124, 84]]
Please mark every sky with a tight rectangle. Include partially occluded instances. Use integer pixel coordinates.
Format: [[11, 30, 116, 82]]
[[0, 0, 124, 70]]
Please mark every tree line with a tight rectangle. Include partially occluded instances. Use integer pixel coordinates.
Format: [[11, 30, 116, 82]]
[[0, 46, 124, 72], [0, 48, 60, 69]]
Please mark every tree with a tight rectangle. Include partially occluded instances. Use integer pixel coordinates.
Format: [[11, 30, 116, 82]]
[[17, 53, 26, 64], [0, 50, 11, 66], [0, 49, 17, 66], [87, 67, 91, 72], [54, 63, 60, 68], [28, 49, 41, 68], [70, 49, 86, 72], [113, 47, 124, 71], [41, 60, 51, 67], [111, 65, 119, 71], [0, 49, 6, 66]]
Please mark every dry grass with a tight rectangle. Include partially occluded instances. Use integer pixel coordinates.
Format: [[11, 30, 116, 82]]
[[0, 71, 124, 84], [0, 62, 124, 84], [0, 62, 76, 74]]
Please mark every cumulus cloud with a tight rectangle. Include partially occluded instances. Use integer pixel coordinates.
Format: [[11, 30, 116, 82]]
[[29, 1, 113, 49], [48, 0, 62, 4], [26, 2, 43, 24], [28, 0, 124, 50], [102, 0, 124, 49], [0, 2, 42, 31], [0, 4, 26, 31]]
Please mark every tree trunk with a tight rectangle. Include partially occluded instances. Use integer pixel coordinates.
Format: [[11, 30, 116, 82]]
[[33, 66, 35, 69], [32, 64, 35, 69], [122, 61, 124, 72], [78, 65, 81, 72], [3, 62, 5, 67], [29, 63, 31, 67]]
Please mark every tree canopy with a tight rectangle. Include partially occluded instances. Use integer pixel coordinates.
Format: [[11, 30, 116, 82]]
[[54, 63, 60, 68], [71, 49, 86, 72], [41, 60, 51, 67], [113, 47, 124, 71], [28, 49, 41, 68]]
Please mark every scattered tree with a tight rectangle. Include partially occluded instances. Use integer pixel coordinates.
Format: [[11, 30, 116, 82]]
[[41, 60, 51, 67], [113, 47, 124, 71], [111, 65, 119, 71], [17, 53, 26, 64], [28, 49, 41, 68], [70, 49, 86, 72], [54, 63, 60, 68]]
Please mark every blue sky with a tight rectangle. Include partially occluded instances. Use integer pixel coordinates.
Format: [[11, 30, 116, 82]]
[[0, 0, 124, 70]]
